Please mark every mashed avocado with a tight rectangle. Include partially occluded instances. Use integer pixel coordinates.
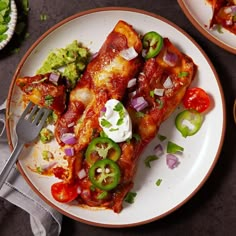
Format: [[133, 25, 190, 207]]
[[37, 40, 90, 89]]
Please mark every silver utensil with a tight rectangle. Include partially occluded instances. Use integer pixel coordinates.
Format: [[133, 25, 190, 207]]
[[0, 102, 51, 189]]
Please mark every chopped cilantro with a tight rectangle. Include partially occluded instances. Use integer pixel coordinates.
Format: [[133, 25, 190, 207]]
[[158, 134, 167, 142], [178, 71, 189, 77], [101, 118, 112, 128], [124, 192, 137, 204], [167, 141, 184, 154], [132, 133, 141, 142], [116, 117, 124, 126], [156, 98, 164, 109], [113, 102, 123, 112], [216, 24, 223, 33], [40, 14, 48, 21], [135, 111, 145, 118], [144, 155, 159, 168], [44, 95, 54, 106], [100, 130, 108, 138], [150, 90, 155, 98], [156, 179, 162, 186], [21, 0, 29, 14], [97, 191, 108, 200], [36, 166, 43, 174], [109, 127, 119, 132]]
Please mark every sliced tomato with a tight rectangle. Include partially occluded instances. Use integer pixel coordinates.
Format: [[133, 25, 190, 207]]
[[182, 87, 210, 113], [51, 181, 78, 203]]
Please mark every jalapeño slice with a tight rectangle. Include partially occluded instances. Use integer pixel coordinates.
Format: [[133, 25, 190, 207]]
[[85, 137, 121, 165], [175, 109, 203, 137], [142, 31, 163, 59], [88, 159, 120, 191]]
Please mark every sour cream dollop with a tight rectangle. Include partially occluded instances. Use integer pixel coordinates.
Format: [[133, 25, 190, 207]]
[[98, 99, 132, 143]]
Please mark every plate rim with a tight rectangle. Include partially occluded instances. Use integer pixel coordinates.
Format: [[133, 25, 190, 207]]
[[177, 0, 236, 55], [6, 6, 226, 228]]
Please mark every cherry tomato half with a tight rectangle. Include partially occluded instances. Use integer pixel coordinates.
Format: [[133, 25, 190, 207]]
[[182, 87, 210, 113], [51, 181, 78, 203]]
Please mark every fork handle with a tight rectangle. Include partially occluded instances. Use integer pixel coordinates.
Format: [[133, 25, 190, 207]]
[[0, 140, 24, 189]]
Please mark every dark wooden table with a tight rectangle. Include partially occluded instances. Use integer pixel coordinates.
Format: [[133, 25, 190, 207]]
[[0, 0, 236, 235]]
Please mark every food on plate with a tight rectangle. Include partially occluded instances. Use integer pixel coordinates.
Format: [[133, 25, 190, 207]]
[[36, 40, 90, 90], [16, 40, 90, 114], [208, 0, 236, 35], [54, 20, 143, 150], [16, 20, 197, 213], [16, 73, 67, 115]]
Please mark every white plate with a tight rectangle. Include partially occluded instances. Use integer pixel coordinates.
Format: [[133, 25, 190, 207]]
[[6, 7, 226, 227], [0, 0, 17, 50], [178, 0, 236, 54]]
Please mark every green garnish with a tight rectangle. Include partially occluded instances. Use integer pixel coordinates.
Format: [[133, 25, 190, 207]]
[[40, 14, 48, 21], [113, 102, 123, 112], [44, 95, 54, 106], [156, 98, 164, 109], [156, 179, 162, 186], [97, 191, 108, 200], [135, 111, 145, 118], [124, 192, 137, 204], [109, 128, 119, 132], [216, 24, 223, 33], [144, 155, 159, 168], [178, 71, 189, 77], [132, 133, 141, 142], [36, 166, 43, 174], [100, 118, 112, 128], [39, 128, 54, 144], [150, 90, 155, 98], [42, 150, 53, 161], [158, 134, 167, 142], [116, 117, 124, 126], [21, 0, 29, 14], [167, 141, 184, 154]]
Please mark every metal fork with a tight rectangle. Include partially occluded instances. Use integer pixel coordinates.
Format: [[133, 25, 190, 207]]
[[0, 102, 51, 189]]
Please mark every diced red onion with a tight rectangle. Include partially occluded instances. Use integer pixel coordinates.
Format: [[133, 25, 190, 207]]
[[226, 19, 233, 25], [81, 189, 91, 199], [49, 73, 60, 84], [166, 154, 179, 169], [142, 49, 147, 58], [41, 161, 57, 171], [163, 50, 178, 67], [154, 88, 165, 96], [64, 147, 75, 156], [154, 144, 164, 156], [163, 76, 173, 89], [67, 122, 75, 128], [128, 90, 137, 98], [100, 107, 106, 117], [78, 169, 86, 179], [131, 96, 149, 111], [61, 133, 77, 145], [231, 6, 236, 14], [77, 186, 82, 194], [127, 78, 137, 88], [119, 47, 138, 61]]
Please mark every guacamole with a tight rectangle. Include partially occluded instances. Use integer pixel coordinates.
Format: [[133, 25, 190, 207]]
[[37, 40, 90, 89]]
